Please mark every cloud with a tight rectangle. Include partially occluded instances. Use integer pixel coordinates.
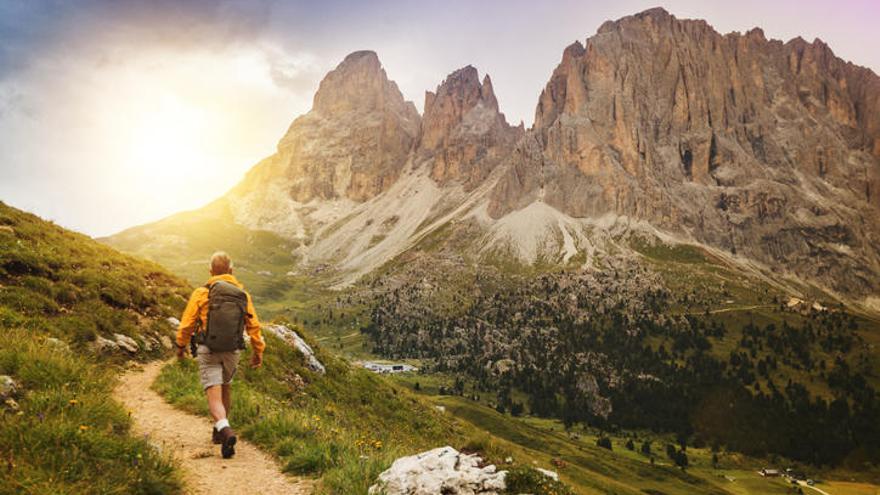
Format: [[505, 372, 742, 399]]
[[0, 85, 32, 119], [0, 0, 275, 80], [262, 46, 325, 94]]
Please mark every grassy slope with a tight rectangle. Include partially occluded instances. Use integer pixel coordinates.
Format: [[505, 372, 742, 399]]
[[103, 209, 880, 493], [431, 395, 816, 495], [0, 201, 190, 494], [153, 325, 573, 494], [0, 201, 578, 495], [102, 199, 300, 299], [632, 239, 880, 394]]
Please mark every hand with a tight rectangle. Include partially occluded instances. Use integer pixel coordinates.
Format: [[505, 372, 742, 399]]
[[250, 353, 263, 369], [176, 345, 186, 359]]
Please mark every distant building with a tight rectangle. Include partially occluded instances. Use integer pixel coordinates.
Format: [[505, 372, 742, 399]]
[[760, 468, 781, 477], [360, 361, 418, 374]]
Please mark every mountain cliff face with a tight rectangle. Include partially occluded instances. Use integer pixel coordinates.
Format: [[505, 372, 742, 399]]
[[228, 50, 421, 237], [488, 7, 880, 297], [419, 66, 522, 188], [106, 8, 880, 305]]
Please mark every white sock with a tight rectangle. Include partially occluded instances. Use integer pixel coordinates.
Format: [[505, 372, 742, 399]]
[[215, 418, 230, 431]]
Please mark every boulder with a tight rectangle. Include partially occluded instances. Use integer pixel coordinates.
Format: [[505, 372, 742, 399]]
[[93, 335, 119, 353], [368, 446, 507, 495], [263, 324, 326, 374], [166, 316, 180, 328], [113, 333, 139, 353], [0, 375, 19, 399], [536, 468, 559, 481]]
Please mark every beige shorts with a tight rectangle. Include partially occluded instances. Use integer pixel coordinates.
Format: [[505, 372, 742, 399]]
[[196, 344, 240, 389]]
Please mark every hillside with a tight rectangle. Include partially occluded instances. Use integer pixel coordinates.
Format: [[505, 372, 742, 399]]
[[0, 201, 586, 494], [0, 200, 190, 493]]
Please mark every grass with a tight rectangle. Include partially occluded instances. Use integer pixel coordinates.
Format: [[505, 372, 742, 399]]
[[433, 395, 867, 495], [0, 201, 192, 494], [101, 199, 300, 300], [0, 329, 181, 494], [153, 323, 582, 494], [153, 326, 458, 494]]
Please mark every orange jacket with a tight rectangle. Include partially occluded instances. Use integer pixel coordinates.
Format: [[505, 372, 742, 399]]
[[176, 274, 265, 356]]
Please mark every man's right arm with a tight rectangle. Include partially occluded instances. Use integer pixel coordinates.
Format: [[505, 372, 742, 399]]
[[176, 288, 206, 349]]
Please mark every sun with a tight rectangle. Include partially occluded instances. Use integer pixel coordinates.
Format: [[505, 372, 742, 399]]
[[125, 94, 211, 186]]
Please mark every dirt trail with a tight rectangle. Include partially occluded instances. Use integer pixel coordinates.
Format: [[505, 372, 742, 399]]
[[114, 360, 312, 495]]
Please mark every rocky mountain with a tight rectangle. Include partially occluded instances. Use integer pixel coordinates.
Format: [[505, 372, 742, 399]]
[[105, 8, 880, 309], [419, 65, 522, 188], [228, 50, 421, 237], [489, 7, 880, 299]]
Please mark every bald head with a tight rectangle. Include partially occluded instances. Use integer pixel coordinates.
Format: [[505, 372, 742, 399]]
[[210, 251, 232, 275]]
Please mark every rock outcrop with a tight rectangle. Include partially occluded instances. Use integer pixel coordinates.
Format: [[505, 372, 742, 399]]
[[368, 446, 506, 495], [229, 51, 421, 237], [418, 66, 522, 188], [0, 375, 18, 400], [489, 7, 880, 296], [263, 324, 326, 374]]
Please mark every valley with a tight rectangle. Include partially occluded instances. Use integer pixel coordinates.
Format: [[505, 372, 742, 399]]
[[3, 5, 880, 494]]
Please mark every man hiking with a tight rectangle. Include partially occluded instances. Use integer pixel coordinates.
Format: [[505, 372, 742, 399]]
[[175, 251, 265, 459]]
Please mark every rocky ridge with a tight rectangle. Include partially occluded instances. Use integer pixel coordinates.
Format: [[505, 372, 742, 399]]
[[489, 7, 880, 297], [107, 8, 880, 305]]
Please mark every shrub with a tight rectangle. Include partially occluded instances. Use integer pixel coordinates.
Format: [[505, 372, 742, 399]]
[[504, 466, 574, 495]]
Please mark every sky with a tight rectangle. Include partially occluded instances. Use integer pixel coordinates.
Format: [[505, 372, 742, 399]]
[[0, 0, 878, 237]]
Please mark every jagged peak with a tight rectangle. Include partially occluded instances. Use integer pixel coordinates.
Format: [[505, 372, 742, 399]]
[[481, 74, 498, 111], [598, 7, 674, 33], [437, 65, 480, 93], [420, 64, 512, 154], [311, 50, 413, 116], [340, 50, 379, 65], [745, 27, 766, 41], [425, 65, 499, 114], [635, 6, 673, 20], [562, 40, 586, 63]]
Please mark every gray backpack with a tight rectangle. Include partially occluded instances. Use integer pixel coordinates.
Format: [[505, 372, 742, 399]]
[[201, 281, 248, 352]]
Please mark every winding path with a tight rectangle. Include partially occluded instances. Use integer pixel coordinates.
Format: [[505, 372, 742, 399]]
[[114, 360, 312, 495]]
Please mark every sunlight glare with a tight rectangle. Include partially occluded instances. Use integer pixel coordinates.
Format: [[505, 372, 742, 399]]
[[126, 94, 210, 186]]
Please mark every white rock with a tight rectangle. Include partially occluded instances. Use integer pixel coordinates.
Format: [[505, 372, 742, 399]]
[[159, 335, 173, 350], [368, 446, 507, 495], [263, 324, 326, 374], [536, 468, 559, 481], [0, 375, 19, 399], [166, 317, 180, 328], [113, 333, 139, 353]]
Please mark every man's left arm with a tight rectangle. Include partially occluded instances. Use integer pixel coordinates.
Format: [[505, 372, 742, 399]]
[[245, 293, 265, 367]]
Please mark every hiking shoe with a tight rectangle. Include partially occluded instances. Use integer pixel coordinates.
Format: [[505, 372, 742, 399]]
[[212, 427, 222, 445], [219, 426, 237, 459]]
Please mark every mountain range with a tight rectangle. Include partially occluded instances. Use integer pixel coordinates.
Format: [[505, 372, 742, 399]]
[[107, 8, 880, 312]]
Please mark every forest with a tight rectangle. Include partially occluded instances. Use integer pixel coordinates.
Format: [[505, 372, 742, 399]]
[[361, 267, 880, 467]]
